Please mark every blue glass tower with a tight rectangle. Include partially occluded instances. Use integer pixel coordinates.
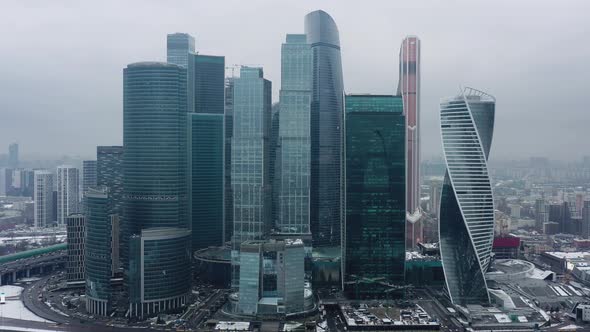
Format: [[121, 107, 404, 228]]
[[439, 87, 495, 305], [231, 67, 271, 286], [167, 33, 195, 68], [123, 62, 191, 316], [304, 10, 344, 248], [278, 34, 312, 236]]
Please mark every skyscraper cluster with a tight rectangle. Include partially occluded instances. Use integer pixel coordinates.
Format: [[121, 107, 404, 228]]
[[48, 8, 500, 319]]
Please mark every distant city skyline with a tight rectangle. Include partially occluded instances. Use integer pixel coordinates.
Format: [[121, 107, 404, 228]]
[[1, 1, 589, 160]]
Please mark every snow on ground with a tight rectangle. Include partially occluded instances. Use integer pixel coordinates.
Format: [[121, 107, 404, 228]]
[[0, 285, 52, 323]]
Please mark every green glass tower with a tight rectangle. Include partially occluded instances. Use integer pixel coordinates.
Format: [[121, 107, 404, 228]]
[[188, 113, 224, 250], [344, 94, 406, 298], [85, 186, 118, 316], [187, 53, 225, 251], [123, 62, 191, 317]]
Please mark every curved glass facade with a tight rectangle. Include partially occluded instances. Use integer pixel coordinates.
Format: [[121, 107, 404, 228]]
[[128, 228, 191, 318], [439, 87, 495, 305], [304, 10, 344, 248], [123, 62, 189, 234], [123, 62, 190, 316], [278, 34, 312, 235]]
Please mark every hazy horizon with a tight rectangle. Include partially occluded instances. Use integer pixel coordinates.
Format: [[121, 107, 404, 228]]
[[1, 0, 589, 161]]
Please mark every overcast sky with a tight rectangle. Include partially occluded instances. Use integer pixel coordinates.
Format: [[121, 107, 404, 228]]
[[1, 0, 589, 161]]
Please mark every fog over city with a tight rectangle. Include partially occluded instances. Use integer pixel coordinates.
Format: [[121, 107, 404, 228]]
[[0, 0, 588, 160]]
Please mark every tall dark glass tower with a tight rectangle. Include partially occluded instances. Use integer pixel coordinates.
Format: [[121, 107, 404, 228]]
[[85, 186, 116, 316], [123, 62, 191, 316], [439, 87, 495, 305], [188, 113, 224, 250], [187, 53, 225, 251], [304, 10, 344, 248], [189, 54, 225, 114], [344, 95, 405, 298]]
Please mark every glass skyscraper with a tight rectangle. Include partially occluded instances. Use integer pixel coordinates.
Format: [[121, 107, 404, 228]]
[[439, 87, 495, 305], [278, 34, 312, 236], [187, 53, 225, 251], [231, 66, 271, 286], [397, 36, 423, 249], [225, 77, 235, 243], [188, 113, 224, 251], [96, 146, 123, 213], [344, 95, 406, 298], [189, 54, 225, 114], [85, 186, 115, 316], [304, 10, 344, 248], [166, 33, 195, 68], [123, 62, 191, 316], [82, 160, 97, 196]]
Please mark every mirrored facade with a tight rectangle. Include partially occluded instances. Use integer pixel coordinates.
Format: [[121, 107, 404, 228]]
[[166, 33, 195, 69], [439, 87, 495, 305], [231, 67, 272, 286], [278, 34, 312, 235], [344, 95, 406, 298], [304, 10, 344, 248], [123, 62, 190, 316]]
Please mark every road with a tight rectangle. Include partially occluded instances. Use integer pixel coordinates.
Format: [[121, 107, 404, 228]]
[[18, 274, 149, 332]]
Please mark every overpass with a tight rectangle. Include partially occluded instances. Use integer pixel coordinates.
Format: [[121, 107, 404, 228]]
[[0, 243, 66, 285]]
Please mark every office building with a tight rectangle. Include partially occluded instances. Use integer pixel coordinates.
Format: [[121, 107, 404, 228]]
[[304, 10, 344, 248], [82, 160, 97, 196], [123, 62, 190, 316], [8, 143, 18, 169], [96, 146, 123, 212], [270, 103, 281, 230], [97, 146, 124, 265], [166, 33, 195, 68], [57, 165, 79, 225], [66, 214, 86, 284], [85, 186, 118, 316], [187, 52, 225, 251], [344, 94, 406, 297], [277, 34, 312, 237], [189, 53, 225, 114], [128, 228, 191, 318], [231, 67, 272, 286], [34, 170, 54, 228], [398, 36, 422, 249], [225, 77, 235, 243], [237, 239, 306, 316], [188, 113, 224, 250], [439, 87, 496, 305]]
